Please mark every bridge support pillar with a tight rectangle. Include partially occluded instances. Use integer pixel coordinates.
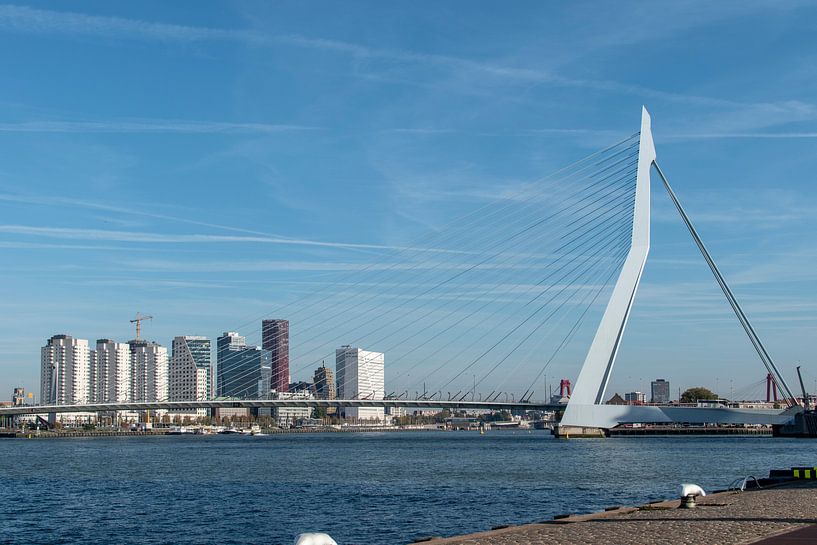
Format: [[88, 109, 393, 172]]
[[552, 424, 607, 438]]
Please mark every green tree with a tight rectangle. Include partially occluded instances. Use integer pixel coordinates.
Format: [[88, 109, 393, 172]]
[[433, 409, 451, 423], [680, 387, 718, 403]]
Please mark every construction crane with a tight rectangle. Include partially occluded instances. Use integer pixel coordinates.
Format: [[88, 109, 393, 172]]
[[130, 312, 154, 428], [130, 312, 153, 340]]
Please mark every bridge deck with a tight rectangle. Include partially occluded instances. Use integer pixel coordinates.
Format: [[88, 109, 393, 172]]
[[0, 399, 560, 416]]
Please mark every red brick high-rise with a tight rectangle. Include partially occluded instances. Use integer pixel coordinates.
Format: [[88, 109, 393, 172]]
[[262, 319, 289, 393]]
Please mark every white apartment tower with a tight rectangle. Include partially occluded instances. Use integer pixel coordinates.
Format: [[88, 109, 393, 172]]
[[40, 334, 92, 405], [335, 346, 385, 422], [89, 349, 98, 403], [170, 336, 212, 417], [94, 339, 132, 403], [130, 339, 169, 403]]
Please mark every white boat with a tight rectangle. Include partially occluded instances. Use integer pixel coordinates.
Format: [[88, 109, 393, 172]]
[[218, 427, 243, 435], [167, 426, 194, 435]]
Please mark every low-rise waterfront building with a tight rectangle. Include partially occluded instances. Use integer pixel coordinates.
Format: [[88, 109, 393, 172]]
[[606, 393, 627, 405], [385, 406, 405, 423], [213, 405, 250, 422], [270, 390, 313, 428], [625, 391, 647, 404]]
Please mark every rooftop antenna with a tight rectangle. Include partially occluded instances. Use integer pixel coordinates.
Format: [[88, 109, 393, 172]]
[[130, 312, 153, 340]]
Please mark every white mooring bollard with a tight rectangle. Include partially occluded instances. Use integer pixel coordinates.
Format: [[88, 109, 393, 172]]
[[295, 532, 338, 545], [678, 483, 706, 508]]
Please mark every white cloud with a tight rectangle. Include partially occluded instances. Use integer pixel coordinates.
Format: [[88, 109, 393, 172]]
[[0, 192, 300, 238], [665, 131, 817, 140], [0, 4, 240, 42], [0, 223, 469, 254]]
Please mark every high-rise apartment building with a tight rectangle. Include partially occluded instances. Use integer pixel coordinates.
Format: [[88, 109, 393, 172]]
[[217, 332, 271, 399], [335, 346, 384, 421], [89, 348, 98, 404], [262, 319, 289, 393], [129, 339, 168, 403], [94, 339, 132, 403], [651, 378, 670, 404], [41, 334, 92, 405], [313, 364, 336, 400], [170, 336, 211, 403]]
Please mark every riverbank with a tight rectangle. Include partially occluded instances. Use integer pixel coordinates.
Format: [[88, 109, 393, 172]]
[[0, 425, 447, 438], [423, 478, 817, 545], [3, 425, 778, 439]]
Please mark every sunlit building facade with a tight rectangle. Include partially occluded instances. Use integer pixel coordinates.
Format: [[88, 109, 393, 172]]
[[335, 346, 384, 421], [130, 339, 168, 403], [262, 319, 289, 393], [40, 334, 92, 405], [94, 339, 132, 403]]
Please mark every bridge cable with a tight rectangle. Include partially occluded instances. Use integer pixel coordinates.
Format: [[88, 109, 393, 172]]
[[215, 155, 640, 396], [652, 161, 797, 406]]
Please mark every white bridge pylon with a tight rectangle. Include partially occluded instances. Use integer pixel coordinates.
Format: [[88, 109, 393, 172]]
[[560, 107, 797, 431]]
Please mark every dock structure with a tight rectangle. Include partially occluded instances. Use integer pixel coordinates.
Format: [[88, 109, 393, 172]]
[[607, 425, 772, 436], [423, 479, 817, 545]]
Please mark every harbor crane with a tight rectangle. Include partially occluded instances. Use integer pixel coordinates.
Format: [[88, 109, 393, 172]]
[[130, 312, 153, 340]]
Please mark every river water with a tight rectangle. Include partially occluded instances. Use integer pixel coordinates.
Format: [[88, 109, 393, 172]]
[[0, 431, 808, 545]]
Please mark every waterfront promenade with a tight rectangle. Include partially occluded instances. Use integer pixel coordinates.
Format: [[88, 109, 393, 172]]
[[426, 480, 817, 545]]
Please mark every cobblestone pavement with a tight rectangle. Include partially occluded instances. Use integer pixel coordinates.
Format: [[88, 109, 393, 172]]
[[423, 481, 817, 545]]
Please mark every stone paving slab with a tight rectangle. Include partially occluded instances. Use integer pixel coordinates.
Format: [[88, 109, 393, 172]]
[[750, 525, 817, 544], [422, 481, 817, 545]]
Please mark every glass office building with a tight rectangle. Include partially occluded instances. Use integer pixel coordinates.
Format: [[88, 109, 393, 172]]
[[217, 332, 272, 399]]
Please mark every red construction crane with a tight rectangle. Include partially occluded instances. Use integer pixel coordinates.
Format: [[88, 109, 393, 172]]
[[559, 379, 572, 398], [130, 312, 153, 340]]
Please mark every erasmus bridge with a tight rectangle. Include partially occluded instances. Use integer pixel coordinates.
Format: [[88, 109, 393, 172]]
[[0, 108, 801, 433]]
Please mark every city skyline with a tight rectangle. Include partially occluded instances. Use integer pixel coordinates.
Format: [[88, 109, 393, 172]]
[[25, 327, 780, 407], [33, 329, 393, 407], [15, 316, 808, 405], [1, 2, 816, 399]]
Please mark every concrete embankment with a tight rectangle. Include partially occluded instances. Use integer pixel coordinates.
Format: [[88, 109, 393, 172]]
[[0, 425, 445, 439], [422, 479, 817, 545], [608, 426, 771, 436], [2, 430, 171, 438]]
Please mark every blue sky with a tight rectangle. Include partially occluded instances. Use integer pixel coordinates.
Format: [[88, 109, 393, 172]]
[[0, 1, 815, 401]]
